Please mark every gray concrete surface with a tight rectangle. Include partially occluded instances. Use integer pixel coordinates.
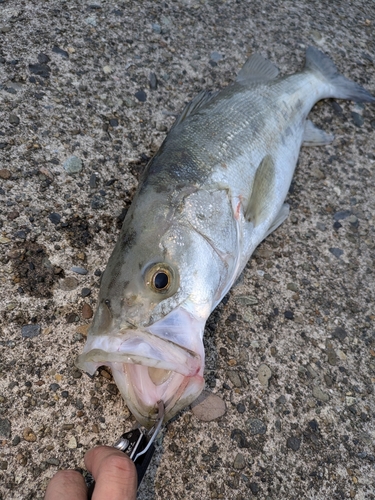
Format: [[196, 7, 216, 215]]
[[0, 1, 374, 499]]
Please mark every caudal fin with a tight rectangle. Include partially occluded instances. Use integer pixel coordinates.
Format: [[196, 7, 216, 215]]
[[305, 46, 375, 103]]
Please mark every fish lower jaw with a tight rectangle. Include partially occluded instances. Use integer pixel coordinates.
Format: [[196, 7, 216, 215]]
[[112, 362, 204, 427]]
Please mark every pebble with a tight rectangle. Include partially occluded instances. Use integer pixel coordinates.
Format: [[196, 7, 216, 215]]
[[71, 266, 88, 275], [149, 72, 158, 90], [12, 435, 21, 446], [312, 385, 330, 402], [210, 51, 223, 62], [0, 418, 11, 438], [23, 427, 37, 442], [82, 303, 93, 319], [249, 482, 259, 494], [151, 23, 161, 34], [246, 418, 267, 435], [49, 213, 61, 225], [63, 156, 82, 174], [332, 327, 347, 341], [284, 310, 294, 320], [286, 436, 301, 451], [0, 169, 11, 179], [85, 16, 97, 26], [329, 248, 343, 259], [287, 283, 298, 292], [49, 383, 60, 392], [351, 112, 364, 127], [258, 364, 272, 387], [28, 62, 51, 78], [327, 348, 338, 366], [81, 288, 91, 297], [191, 390, 226, 421], [233, 453, 246, 470], [47, 457, 60, 466], [135, 90, 147, 102], [66, 313, 79, 323], [103, 65, 112, 74], [9, 114, 20, 126], [234, 295, 258, 306], [60, 277, 79, 291], [67, 436, 77, 449], [333, 210, 351, 221], [227, 370, 242, 388], [52, 46, 69, 58], [21, 324, 41, 338], [231, 429, 249, 448]]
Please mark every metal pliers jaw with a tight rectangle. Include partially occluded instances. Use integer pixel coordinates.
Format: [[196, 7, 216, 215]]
[[86, 401, 164, 497]]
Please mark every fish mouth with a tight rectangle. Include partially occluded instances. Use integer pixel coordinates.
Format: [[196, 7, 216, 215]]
[[75, 310, 205, 427]]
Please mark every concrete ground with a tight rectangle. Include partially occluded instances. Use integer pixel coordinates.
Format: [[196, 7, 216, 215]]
[[0, 1, 374, 499]]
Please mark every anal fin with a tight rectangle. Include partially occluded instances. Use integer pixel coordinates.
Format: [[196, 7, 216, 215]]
[[263, 203, 290, 240], [303, 120, 334, 146]]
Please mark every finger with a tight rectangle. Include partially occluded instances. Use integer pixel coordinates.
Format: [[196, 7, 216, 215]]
[[85, 446, 137, 500], [44, 470, 87, 500]]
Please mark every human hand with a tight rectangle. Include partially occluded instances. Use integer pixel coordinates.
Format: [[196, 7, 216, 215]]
[[44, 445, 137, 500]]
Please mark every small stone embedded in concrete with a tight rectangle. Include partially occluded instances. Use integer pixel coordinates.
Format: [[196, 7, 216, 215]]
[[351, 111, 364, 127], [135, 90, 147, 102], [52, 45, 69, 58], [233, 453, 246, 470], [230, 429, 249, 448], [227, 370, 242, 388], [63, 156, 82, 174], [82, 303, 93, 319], [49, 213, 61, 225], [149, 72, 158, 90], [0, 418, 11, 438], [329, 247, 343, 258], [21, 324, 41, 338], [284, 310, 294, 320], [23, 428, 37, 442], [333, 327, 347, 341], [67, 436, 77, 449], [258, 364, 272, 387], [9, 114, 20, 126], [191, 390, 226, 421], [287, 436, 301, 451], [210, 51, 223, 62], [71, 266, 88, 275], [60, 277, 79, 291], [81, 288, 91, 297], [313, 385, 330, 402], [246, 418, 267, 435], [46, 457, 60, 466], [249, 482, 259, 494], [0, 169, 11, 179]]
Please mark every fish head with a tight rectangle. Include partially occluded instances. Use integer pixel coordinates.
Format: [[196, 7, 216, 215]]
[[76, 194, 228, 427]]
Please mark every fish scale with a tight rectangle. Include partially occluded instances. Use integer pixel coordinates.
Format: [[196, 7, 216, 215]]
[[76, 46, 374, 427]]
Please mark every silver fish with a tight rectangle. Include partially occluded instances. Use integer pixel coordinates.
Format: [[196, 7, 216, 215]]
[[76, 47, 374, 427]]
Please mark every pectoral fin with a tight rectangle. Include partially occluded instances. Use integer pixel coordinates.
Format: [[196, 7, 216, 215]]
[[303, 120, 334, 146], [245, 155, 275, 226]]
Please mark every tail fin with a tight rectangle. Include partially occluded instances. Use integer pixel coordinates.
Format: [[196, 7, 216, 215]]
[[305, 46, 375, 103]]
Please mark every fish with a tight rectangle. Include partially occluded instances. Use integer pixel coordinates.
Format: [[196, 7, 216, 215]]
[[76, 47, 374, 427]]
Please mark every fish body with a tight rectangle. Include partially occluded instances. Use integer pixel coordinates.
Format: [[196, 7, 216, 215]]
[[76, 47, 374, 426]]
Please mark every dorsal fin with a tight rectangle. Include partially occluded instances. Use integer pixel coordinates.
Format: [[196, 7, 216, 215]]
[[236, 54, 279, 84], [171, 89, 219, 130]]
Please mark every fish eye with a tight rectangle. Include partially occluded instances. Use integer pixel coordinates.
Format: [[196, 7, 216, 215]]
[[153, 271, 169, 290], [146, 264, 174, 293]]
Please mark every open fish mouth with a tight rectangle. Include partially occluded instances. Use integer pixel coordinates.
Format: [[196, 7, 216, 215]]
[[75, 322, 205, 426]]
